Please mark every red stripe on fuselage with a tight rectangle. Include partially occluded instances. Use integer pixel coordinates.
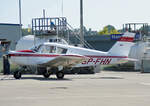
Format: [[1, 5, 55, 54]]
[[10, 54, 60, 57], [10, 53, 128, 58], [17, 50, 34, 53], [119, 37, 134, 42], [86, 55, 127, 58]]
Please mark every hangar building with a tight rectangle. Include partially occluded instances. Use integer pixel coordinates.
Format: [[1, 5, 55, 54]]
[[0, 23, 21, 50]]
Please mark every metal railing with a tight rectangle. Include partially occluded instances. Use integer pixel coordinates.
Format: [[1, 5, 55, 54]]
[[32, 17, 94, 49], [32, 17, 67, 36]]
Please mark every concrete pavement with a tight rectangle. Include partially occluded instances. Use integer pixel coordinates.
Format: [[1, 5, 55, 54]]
[[0, 71, 150, 106]]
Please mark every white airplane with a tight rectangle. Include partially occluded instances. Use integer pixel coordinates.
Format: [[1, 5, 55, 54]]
[[8, 32, 136, 79]]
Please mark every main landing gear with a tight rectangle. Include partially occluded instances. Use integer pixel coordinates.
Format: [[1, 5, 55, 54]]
[[42, 68, 51, 78], [42, 68, 65, 79], [43, 72, 51, 78], [56, 71, 64, 79]]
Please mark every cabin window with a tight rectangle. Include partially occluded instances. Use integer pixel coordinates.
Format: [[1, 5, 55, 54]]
[[38, 45, 56, 53], [49, 46, 56, 53], [57, 47, 67, 54]]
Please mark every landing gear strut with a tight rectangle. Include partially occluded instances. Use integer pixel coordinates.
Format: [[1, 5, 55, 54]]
[[42, 68, 51, 78]]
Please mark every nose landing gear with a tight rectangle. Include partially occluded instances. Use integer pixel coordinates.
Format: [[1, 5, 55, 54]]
[[14, 71, 22, 79]]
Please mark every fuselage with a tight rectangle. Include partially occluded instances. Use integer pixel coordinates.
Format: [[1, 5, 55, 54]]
[[9, 43, 128, 67]]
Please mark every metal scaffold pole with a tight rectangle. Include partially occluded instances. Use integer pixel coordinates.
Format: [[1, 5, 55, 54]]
[[80, 0, 84, 47]]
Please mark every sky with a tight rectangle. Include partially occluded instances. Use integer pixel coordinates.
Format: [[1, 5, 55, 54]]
[[1, 0, 150, 31]]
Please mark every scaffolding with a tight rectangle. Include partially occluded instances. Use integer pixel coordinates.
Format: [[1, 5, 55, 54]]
[[32, 17, 67, 36], [31, 17, 94, 49], [123, 23, 149, 36]]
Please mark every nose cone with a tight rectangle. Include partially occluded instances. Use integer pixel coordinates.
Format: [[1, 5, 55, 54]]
[[8, 51, 14, 58], [7, 51, 17, 64]]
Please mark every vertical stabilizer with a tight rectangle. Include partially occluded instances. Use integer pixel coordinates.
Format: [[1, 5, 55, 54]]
[[108, 32, 135, 56]]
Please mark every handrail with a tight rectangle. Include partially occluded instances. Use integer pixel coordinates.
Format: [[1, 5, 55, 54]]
[[66, 22, 95, 49]]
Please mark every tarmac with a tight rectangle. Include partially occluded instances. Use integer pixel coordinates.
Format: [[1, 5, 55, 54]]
[[0, 71, 150, 106]]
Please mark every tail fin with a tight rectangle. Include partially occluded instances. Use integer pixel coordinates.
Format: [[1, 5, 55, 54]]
[[108, 32, 135, 56]]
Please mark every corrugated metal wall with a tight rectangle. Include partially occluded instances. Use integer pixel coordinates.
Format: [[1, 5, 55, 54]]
[[0, 24, 21, 50]]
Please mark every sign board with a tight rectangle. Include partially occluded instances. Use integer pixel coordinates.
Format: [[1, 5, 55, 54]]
[[110, 34, 123, 40]]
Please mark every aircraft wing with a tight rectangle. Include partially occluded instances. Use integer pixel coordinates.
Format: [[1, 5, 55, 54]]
[[38, 54, 89, 67]]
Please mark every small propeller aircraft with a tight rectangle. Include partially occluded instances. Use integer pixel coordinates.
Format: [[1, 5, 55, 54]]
[[8, 32, 136, 79]]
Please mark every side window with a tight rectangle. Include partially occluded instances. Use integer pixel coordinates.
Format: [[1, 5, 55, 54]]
[[57, 47, 67, 54], [37, 45, 56, 53], [49, 46, 56, 53], [44, 46, 51, 53]]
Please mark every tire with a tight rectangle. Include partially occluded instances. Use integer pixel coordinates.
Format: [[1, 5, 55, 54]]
[[56, 71, 64, 79], [43, 72, 50, 78], [14, 71, 22, 79]]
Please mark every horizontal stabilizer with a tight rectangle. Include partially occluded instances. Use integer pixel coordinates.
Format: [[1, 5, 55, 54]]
[[125, 58, 138, 62]]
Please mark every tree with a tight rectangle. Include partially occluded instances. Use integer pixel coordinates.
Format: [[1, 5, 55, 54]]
[[110, 29, 120, 34], [99, 25, 120, 35], [22, 28, 32, 36]]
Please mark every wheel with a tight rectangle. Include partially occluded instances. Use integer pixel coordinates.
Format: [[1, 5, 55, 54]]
[[14, 71, 22, 79], [43, 72, 50, 78], [56, 71, 64, 79]]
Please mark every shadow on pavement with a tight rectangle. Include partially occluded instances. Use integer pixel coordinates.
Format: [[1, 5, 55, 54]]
[[0, 75, 72, 81], [21, 76, 72, 81], [99, 77, 124, 79]]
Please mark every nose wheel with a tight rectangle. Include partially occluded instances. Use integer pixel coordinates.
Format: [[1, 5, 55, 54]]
[[14, 71, 22, 79]]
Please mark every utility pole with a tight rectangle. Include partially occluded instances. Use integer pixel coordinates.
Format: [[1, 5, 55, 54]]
[[19, 0, 22, 38], [80, 0, 84, 47], [43, 9, 46, 30], [43, 9, 46, 19]]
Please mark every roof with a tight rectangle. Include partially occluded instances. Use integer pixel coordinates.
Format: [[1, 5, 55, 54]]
[[0, 23, 21, 26]]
